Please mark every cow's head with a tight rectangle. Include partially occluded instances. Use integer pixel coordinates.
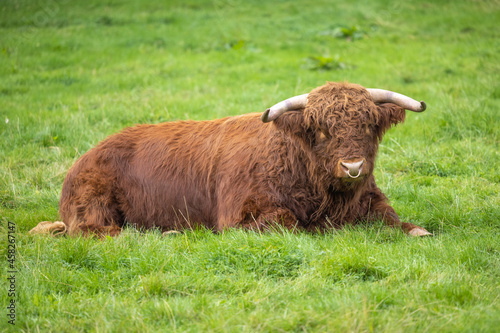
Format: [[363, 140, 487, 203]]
[[262, 82, 426, 190]]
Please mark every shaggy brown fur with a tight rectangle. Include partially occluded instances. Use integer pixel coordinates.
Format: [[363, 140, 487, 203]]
[[33, 82, 430, 237]]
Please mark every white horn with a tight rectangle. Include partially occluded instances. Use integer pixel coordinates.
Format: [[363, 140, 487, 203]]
[[367, 89, 426, 112], [261, 94, 309, 122]]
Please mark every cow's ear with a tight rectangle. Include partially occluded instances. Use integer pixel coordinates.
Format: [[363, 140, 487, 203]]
[[272, 110, 305, 134], [375, 103, 406, 138], [273, 110, 316, 147]]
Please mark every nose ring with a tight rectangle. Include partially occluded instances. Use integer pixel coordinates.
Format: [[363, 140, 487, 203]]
[[347, 169, 361, 179]]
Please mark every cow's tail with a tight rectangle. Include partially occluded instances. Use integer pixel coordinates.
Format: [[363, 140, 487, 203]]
[[29, 221, 67, 236]]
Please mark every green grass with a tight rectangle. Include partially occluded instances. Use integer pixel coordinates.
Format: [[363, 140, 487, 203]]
[[1, 0, 499, 331]]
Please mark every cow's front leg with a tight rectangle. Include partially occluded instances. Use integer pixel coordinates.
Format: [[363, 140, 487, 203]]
[[252, 208, 303, 232], [220, 207, 302, 232], [363, 188, 432, 237]]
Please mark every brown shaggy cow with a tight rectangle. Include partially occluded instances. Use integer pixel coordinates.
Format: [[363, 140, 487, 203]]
[[30, 82, 431, 237]]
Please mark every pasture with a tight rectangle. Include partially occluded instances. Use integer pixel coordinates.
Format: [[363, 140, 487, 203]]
[[1, 0, 499, 331]]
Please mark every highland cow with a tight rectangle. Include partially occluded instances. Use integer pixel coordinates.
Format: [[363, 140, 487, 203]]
[[30, 82, 432, 237]]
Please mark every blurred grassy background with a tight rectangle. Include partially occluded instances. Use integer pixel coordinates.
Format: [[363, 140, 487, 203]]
[[0, 0, 499, 331]]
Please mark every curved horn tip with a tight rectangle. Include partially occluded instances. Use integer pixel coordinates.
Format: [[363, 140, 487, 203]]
[[261, 108, 271, 123], [419, 101, 427, 112]]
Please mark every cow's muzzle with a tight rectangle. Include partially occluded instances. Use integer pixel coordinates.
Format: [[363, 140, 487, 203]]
[[337, 158, 366, 179]]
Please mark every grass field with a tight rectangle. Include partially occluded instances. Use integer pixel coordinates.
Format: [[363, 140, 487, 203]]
[[1, 0, 499, 331]]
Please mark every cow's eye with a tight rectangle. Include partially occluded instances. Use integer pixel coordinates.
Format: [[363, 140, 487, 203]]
[[317, 130, 331, 141], [364, 124, 375, 136]]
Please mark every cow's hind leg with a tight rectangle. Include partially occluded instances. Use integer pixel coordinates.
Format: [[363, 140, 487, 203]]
[[68, 198, 124, 237], [68, 208, 123, 237], [61, 171, 124, 237], [73, 221, 122, 237], [29, 221, 67, 236]]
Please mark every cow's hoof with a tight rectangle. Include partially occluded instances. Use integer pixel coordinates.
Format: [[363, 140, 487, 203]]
[[162, 230, 181, 236], [29, 221, 67, 236], [409, 228, 432, 237]]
